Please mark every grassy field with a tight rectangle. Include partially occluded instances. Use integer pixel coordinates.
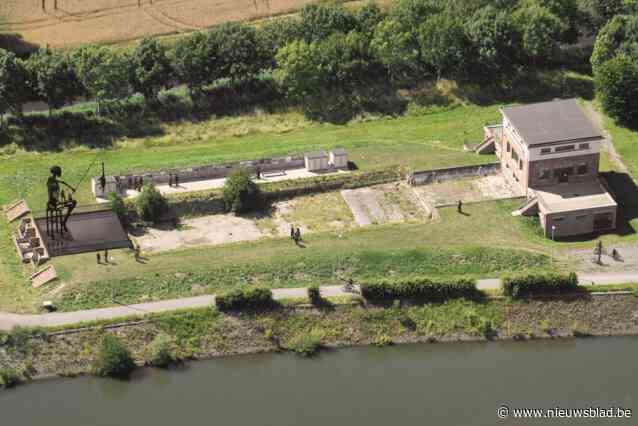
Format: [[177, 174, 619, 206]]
[[0, 0, 394, 48]]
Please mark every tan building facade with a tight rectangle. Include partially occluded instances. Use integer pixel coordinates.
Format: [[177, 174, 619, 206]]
[[486, 99, 618, 238]]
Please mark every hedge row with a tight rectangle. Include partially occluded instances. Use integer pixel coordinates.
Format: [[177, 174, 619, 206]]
[[501, 272, 578, 298], [215, 287, 275, 311], [360, 276, 478, 301]]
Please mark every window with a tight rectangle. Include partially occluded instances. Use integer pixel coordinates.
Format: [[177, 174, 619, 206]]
[[512, 150, 518, 161], [519, 159, 523, 170], [577, 164, 588, 175], [540, 148, 552, 155], [538, 168, 550, 179], [579, 143, 590, 150], [506, 142, 510, 153], [555, 145, 575, 152]]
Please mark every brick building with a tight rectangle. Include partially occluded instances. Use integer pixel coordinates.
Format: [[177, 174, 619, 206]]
[[482, 98, 617, 238]]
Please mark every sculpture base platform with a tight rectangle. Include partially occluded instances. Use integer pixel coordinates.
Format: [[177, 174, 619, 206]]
[[34, 208, 132, 257]]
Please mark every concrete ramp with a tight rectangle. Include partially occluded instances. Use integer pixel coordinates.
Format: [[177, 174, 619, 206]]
[[31, 265, 58, 288], [4, 199, 31, 223], [475, 136, 495, 154], [512, 197, 539, 216], [341, 188, 386, 226]]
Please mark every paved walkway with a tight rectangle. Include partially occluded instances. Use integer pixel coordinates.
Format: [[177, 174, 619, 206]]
[[0, 275, 635, 331]]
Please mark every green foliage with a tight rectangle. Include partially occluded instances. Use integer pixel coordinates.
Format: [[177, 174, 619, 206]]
[[92, 334, 136, 378], [595, 54, 638, 126], [130, 38, 173, 102], [215, 287, 274, 311], [213, 23, 270, 83], [298, 3, 356, 42], [371, 18, 421, 80], [373, 333, 393, 346], [148, 333, 178, 368], [286, 328, 324, 356], [307, 285, 322, 305], [108, 192, 128, 225], [0, 367, 21, 389], [501, 272, 579, 298], [418, 13, 468, 79], [135, 183, 168, 223], [360, 276, 478, 301], [514, 2, 565, 64], [71, 45, 130, 113], [0, 49, 28, 119], [222, 168, 261, 214], [25, 48, 83, 111], [591, 14, 638, 73]]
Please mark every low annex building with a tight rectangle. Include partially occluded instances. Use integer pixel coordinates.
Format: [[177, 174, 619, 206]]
[[483, 98, 617, 238]]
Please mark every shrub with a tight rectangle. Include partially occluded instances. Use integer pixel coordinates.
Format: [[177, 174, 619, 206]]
[[215, 287, 274, 312], [360, 276, 478, 301], [135, 183, 168, 223], [108, 192, 128, 225], [148, 333, 178, 368], [594, 54, 638, 127], [287, 328, 324, 356], [92, 334, 136, 378], [222, 168, 261, 214], [501, 272, 578, 298], [0, 367, 21, 389], [307, 285, 322, 305], [374, 333, 393, 347]]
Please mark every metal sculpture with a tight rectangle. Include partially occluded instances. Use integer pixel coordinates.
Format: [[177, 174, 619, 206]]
[[46, 165, 77, 238]]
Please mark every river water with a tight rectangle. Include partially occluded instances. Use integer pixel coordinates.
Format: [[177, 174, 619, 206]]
[[1, 337, 636, 425]]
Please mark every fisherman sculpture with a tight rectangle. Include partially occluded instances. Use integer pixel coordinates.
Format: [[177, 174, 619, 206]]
[[47, 165, 77, 235]]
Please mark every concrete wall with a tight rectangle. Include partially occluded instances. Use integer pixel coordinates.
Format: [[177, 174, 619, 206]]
[[528, 153, 600, 189], [95, 155, 306, 192], [408, 162, 501, 186], [541, 206, 617, 238]]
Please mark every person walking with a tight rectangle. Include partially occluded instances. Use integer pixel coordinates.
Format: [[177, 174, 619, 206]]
[[290, 225, 295, 240], [96, 253, 101, 264], [457, 200, 463, 214], [104, 250, 109, 264]]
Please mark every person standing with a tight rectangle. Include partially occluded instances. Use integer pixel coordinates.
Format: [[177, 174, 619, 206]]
[[457, 200, 463, 214]]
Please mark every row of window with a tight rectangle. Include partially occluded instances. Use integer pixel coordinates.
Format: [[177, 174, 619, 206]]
[[540, 143, 590, 155], [537, 164, 588, 179]]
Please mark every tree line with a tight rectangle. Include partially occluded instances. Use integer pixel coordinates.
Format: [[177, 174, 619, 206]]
[[0, 0, 636, 127]]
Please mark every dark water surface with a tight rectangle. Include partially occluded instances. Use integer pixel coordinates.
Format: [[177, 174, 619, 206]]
[[1, 337, 637, 426]]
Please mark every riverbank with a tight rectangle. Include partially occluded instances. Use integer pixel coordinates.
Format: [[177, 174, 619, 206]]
[[2, 292, 638, 387]]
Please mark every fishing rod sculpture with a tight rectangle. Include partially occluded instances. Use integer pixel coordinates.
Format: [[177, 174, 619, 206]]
[[46, 165, 77, 238]]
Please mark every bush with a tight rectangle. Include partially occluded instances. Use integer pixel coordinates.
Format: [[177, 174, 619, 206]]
[[287, 328, 324, 356], [215, 287, 274, 312], [594, 54, 638, 127], [307, 285, 322, 305], [0, 367, 21, 389], [222, 168, 261, 214], [148, 333, 178, 368], [360, 276, 478, 302], [135, 183, 168, 223], [501, 272, 578, 298], [108, 192, 128, 225], [92, 334, 136, 378]]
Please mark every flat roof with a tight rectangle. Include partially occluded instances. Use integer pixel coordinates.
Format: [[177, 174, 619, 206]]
[[34, 209, 132, 257], [501, 99, 602, 146], [535, 180, 617, 214], [330, 148, 347, 155], [305, 151, 328, 159]]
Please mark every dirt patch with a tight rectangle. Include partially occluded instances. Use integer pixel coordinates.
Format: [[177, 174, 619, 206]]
[[136, 214, 264, 252], [1, 0, 319, 47]]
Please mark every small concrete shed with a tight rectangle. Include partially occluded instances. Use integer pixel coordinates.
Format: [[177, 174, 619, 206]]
[[304, 151, 330, 172], [329, 148, 348, 169]]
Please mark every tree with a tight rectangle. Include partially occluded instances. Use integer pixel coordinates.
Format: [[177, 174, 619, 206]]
[[172, 31, 221, 98], [214, 23, 270, 84], [465, 6, 522, 79], [130, 38, 173, 103], [298, 3, 357, 42], [591, 14, 638, 73], [371, 18, 421, 80], [25, 48, 83, 116], [594, 54, 638, 126], [108, 192, 128, 225], [513, 3, 565, 65], [390, 0, 442, 29], [579, 0, 628, 31], [0, 49, 28, 126], [135, 183, 168, 223], [92, 334, 136, 378], [534, 0, 582, 43], [71, 45, 130, 114], [418, 14, 468, 80], [355, 2, 385, 37], [222, 168, 261, 214]]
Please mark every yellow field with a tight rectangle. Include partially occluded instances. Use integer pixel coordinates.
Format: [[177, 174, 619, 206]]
[[0, 0, 320, 47]]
